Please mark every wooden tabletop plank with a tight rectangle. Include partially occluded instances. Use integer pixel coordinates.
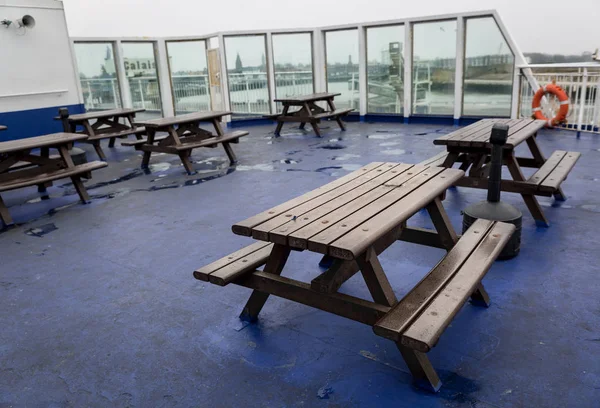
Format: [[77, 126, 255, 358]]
[[467, 118, 529, 147], [504, 120, 546, 147], [447, 119, 506, 146], [268, 164, 414, 245], [434, 119, 494, 143], [0, 133, 88, 154], [288, 164, 431, 250], [274, 92, 341, 104], [135, 111, 233, 128], [306, 166, 447, 255], [328, 168, 464, 260], [251, 163, 402, 241], [232, 162, 386, 236], [67, 108, 145, 122]]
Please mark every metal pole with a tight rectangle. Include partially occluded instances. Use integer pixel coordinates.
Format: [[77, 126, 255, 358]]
[[577, 68, 588, 132], [488, 123, 509, 203]]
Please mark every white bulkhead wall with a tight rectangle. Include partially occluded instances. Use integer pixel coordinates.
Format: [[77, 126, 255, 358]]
[[0, 0, 81, 114]]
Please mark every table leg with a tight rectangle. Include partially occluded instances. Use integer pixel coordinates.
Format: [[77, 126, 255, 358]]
[[470, 282, 491, 307], [310, 121, 322, 137], [92, 142, 107, 161], [58, 145, 90, 204], [222, 142, 237, 164], [0, 195, 14, 227], [240, 244, 291, 322], [37, 147, 50, 194], [441, 152, 460, 168], [275, 105, 289, 136], [108, 116, 118, 147], [141, 129, 156, 169], [179, 150, 195, 175], [397, 344, 442, 392], [327, 98, 346, 131], [506, 153, 549, 227], [356, 246, 397, 307], [299, 122, 306, 130], [425, 197, 458, 250]]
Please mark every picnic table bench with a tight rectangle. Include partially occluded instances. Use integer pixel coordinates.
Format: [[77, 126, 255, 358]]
[[0, 125, 6, 132], [193, 162, 515, 392], [58, 108, 146, 161], [0, 133, 107, 228], [265, 92, 354, 137], [128, 111, 248, 174], [428, 118, 581, 227]]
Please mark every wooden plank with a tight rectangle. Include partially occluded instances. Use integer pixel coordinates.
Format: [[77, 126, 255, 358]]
[[274, 92, 341, 104], [453, 119, 510, 147], [426, 197, 458, 250], [0, 161, 107, 192], [453, 176, 554, 196], [208, 244, 275, 286], [399, 227, 446, 249], [86, 127, 146, 142], [539, 151, 581, 192], [264, 163, 411, 243], [504, 120, 546, 147], [328, 169, 464, 260], [135, 111, 232, 128], [173, 131, 249, 151], [235, 270, 390, 326], [373, 219, 494, 342], [192, 241, 272, 281], [434, 119, 493, 143], [0, 133, 88, 155], [467, 118, 527, 147], [289, 165, 432, 250], [313, 109, 354, 119], [528, 150, 567, 184], [357, 246, 397, 306], [418, 151, 448, 167], [401, 222, 516, 352], [67, 108, 144, 122], [232, 162, 387, 236]]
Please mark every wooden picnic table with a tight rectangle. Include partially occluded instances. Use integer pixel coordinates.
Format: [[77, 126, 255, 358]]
[[129, 111, 249, 174], [0, 133, 107, 228], [193, 162, 515, 392], [430, 118, 581, 227], [59, 108, 146, 161], [267, 92, 354, 137]]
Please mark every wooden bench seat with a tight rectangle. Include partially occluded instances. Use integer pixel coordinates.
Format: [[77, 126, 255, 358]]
[[8, 155, 61, 172], [313, 109, 354, 120], [121, 135, 169, 147], [173, 131, 249, 151], [373, 219, 515, 391], [85, 127, 146, 142], [527, 150, 581, 194], [193, 241, 274, 286], [418, 151, 449, 167], [0, 161, 107, 192]]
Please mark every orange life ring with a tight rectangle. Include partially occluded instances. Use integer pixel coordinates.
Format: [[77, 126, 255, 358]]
[[531, 83, 569, 127]]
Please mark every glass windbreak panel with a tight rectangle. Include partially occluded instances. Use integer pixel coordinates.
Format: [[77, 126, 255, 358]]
[[325, 29, 359, 111], [463, 17, 514, 117], [167, 41, 211, 115], [121, 42, 162, 120], [367, 25, 405, 114], [412, 20, 457, 115], [272, 33, 314, 113], [74, 43, 122, 111], [224, 35, 270, 118]]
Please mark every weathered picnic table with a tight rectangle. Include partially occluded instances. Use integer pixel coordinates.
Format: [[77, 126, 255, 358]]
[[267, 92, 354, 137], [194, 162, 515, 391], [128, 111, 248, 174], [59, 108, 146, 161], [429, 118, 581, 227], [0, 133, 107, 228]]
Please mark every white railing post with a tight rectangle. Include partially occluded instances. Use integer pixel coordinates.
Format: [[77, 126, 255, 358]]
[[577, 68, 588, 132], [156, 39, 174, 117], [111, 79, 119, 108], [114, 40, 133, 108], [313, 29, 326, 94], [511, 67, 521, 118], [403, 22, 413, 121], [358, 25, 367, 116], [265, 32, 276, 114], [218, 34, 232, 123], [453, 16, 465, 123]]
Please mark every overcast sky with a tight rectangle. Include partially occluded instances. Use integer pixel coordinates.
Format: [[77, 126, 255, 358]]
[[62, 0, 598, 55]]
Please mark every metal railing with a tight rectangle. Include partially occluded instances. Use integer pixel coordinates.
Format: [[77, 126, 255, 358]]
[[79, 77, 122, 110], [227, 72, 270, 114], [171, 74, 211, 113], [518, 64, 600, 133]]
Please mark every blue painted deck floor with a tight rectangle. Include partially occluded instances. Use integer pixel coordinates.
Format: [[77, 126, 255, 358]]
[[1, 122, 599, 407]]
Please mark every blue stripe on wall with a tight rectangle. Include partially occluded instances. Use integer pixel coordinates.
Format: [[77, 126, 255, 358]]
[[0, 103, 85, 142]]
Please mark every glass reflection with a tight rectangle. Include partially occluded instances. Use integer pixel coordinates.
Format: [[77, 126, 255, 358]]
[[325, 29, 359, 111], [167, 40, 211, 115], [74, 43, 122, 111], [463, 17, 514, 117], [121, 42, 163, 119], [412, 20, 457, 115], [224, 35, 270, 118], [367, 25, 405, 114]]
